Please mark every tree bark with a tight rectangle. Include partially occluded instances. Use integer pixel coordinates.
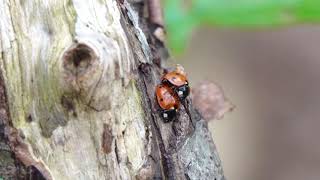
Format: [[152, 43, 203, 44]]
[[0, 0, 225, 179]]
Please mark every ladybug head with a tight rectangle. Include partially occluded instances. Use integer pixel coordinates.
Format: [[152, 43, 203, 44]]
[[161, 109, 177, 122], [175, 83, 190, 100]]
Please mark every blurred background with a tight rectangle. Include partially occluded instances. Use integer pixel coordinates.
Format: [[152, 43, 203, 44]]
[[176, 26, 320, 180]]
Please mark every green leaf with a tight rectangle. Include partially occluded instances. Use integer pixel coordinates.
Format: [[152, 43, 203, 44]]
[[164, 0, 320, 55]]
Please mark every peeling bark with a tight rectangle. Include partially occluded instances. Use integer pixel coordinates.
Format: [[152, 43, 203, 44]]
[[0, 0, 225, 179]]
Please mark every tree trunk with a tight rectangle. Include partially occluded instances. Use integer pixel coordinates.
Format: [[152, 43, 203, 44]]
[[0, 0, 225, 179]]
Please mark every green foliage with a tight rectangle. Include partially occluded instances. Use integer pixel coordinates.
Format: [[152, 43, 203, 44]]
[[164, 0, 320, 54]]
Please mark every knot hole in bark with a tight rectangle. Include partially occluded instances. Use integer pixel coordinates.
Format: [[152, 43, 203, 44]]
[[62, 43, 101, 94], [63, 43, 97, 76]]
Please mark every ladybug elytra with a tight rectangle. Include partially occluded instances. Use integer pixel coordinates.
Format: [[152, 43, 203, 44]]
[[155, 84, 180, 122], [161, 65, 190, 100]]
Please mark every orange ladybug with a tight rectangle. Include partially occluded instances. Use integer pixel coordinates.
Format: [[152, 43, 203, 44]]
[[162, 65, 190, 100], [155, 84, 180, 122]]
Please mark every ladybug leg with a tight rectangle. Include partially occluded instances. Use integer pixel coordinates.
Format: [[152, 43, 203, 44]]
[[161, 108, 177, 122], [175, 83, 190, 100]]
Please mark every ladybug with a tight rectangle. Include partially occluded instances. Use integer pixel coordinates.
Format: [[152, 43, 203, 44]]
[[155, 84, 180, 122], [162, 65, 190, 100]]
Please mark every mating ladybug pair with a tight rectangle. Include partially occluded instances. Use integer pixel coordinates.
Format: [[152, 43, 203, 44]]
[[155, 65, 190, 122]]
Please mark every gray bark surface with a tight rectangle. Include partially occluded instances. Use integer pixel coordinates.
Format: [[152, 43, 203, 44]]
[[0, 0, 225, 179]]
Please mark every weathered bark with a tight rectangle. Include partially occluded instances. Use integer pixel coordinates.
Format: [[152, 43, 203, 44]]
[[0, 0, 225, 179]]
